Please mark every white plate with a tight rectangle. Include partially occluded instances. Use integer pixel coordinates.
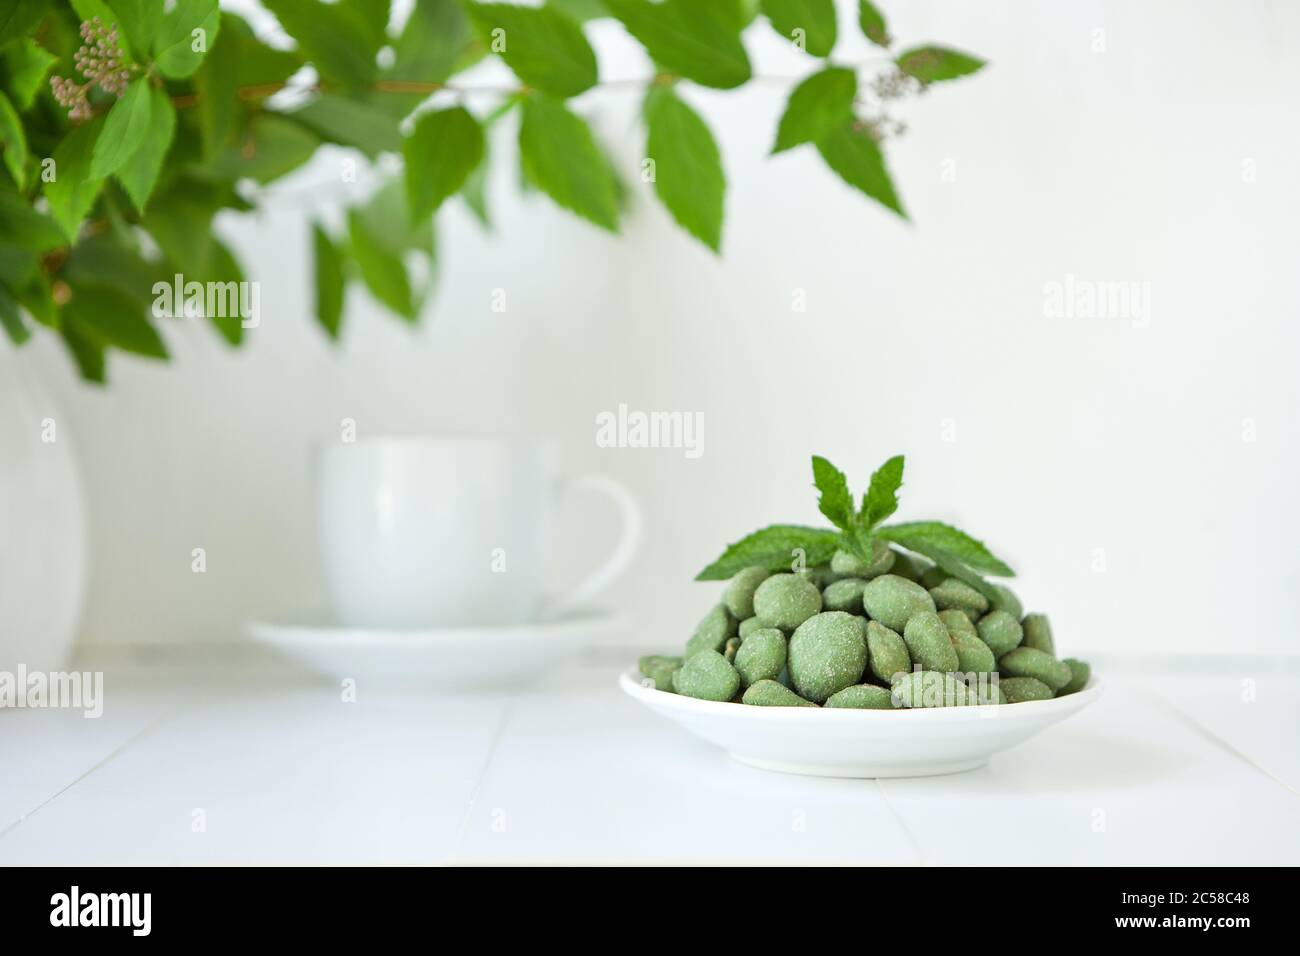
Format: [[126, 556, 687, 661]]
[[246, 612, 621, 691], [619, 667, 1102, 778]]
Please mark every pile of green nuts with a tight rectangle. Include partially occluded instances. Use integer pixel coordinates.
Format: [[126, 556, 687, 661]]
[[639, 549, 1091, 709]]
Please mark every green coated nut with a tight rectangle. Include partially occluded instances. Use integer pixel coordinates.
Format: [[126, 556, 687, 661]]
[[796, 565, 836, 589], [738, 616, 766, 639], [824, 684, 896, 709], [1058, 658, 1091, 695], [830, 546, 895, 580], [969, 678, 1006, 705], [976, 610, 1023, 657], [999, 646, 1072, 691], [998, 676, 1054, 703], [989, 584, 1023, 619], [928, 578, 990, 618], [753, 573, 823, 631], [723, 636, 741, 662], [822, 577, 867, 613], [919, 565, 949, 589], [724, 566, 771, 620], [865, 620, 911, 684], [787, 611, 868, 703], [638, 655, 681, 692], [944, 617, 997, 674], [733, 628, 786, 688], [672, 650, 740, 702], [902, 611, 960, 672], [742, 679, 818, 707], [685, 604, 737, 658], [861, 574, 937, 631], [1021, 613, 1055, 655], [891, 670, 971, 708], [887, 550, 929, 583]]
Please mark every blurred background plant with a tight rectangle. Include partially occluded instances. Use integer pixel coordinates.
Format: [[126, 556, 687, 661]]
[[0, 0, 983, 382]]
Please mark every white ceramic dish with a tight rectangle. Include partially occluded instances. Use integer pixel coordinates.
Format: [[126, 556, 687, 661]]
[[247, 612, 620, 691], [620, 667, 1102, 778]]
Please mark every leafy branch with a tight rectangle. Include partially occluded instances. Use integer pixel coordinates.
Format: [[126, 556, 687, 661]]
[[0, 0, 986, 383], [696, 453, 1014, 605]]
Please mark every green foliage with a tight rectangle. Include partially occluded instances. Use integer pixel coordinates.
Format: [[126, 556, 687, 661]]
[[0, 1, 984, 382]]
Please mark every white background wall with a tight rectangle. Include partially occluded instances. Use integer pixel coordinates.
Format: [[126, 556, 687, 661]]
[[18, 0, 1299, 656]]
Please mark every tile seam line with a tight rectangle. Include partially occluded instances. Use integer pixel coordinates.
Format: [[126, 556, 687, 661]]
[[874, 778, 928, 865], [446, 696, 517, 864], [0, 702, 185, 844], [1145, 687, 1300, 800]]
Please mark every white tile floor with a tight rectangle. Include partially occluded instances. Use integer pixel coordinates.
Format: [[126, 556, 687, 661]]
[[2, 652, 1297, 865]]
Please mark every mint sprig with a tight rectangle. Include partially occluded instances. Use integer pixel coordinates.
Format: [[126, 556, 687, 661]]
[[695, 454, 1016, 587]]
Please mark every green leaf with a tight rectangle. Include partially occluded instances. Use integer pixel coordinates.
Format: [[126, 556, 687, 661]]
[[224, 12, 303, 86], [209, 114, 319, 184], [0, 92, 27, 188], [860, 454, 904, 527], [263, 0, 377, 87], [857, 0, 890, 47], [643, 86, 724, 252], [771, 65, 855, 154], [196, 20, 239, 159], [44, 117, 105, 239], [0, 190, 65, 251], [360, 178, 436, 259], [116, 85, 175, 211], [64, 283, 167, 358], [761, 0, 836, 58], [518, 94, 619, 232], [59, 321, 107, 383], [605, 0, 751, 90], [107, 0, 163, 59], [810, 455, 854, 530], [89, 77, 152, 179], [204, 238, 248, 346], [466, 2, 598, 98], [292, 94, 404, 158], [695, 524, 841, 581], [896, 45, 986, 84], [0, 281, 30, 345], [877, 521, 1014, 577], [152, 0, 220, 79], [340, 0, 390, 53], [402, 106, 484, 223], [2, 40, 58, 110], [0, 2, 49, 49], [347, 207, 415, 321], [815, 119, 905, 218], [388, 0, 479, 84], [312, 222, 345, 340]]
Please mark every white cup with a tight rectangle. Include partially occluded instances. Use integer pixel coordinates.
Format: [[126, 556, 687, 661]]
[[316, 437, 641, 628]]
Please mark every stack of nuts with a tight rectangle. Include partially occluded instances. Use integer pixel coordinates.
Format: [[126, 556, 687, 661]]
[[638, 549, 1091, 709]]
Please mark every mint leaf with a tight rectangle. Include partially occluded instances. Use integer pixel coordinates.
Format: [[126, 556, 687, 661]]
[[89, 77, 153, 180], [467, 2, 598, 97], [857, 0, 889, 47], [860, 454, 904, 527], [696, 524, 841, 581], [877, 520, 1014, 577], [896, 45, 985, 84], [518, 94, 620, 232], [403, 106, 484, 223], [605, 0, 751, 90], [771, 66, 855, 154], [117, 85, 176, 212], [643, 86, 725, 252], [810, 455, 854, 530], [761, 0, 837, 58], [816, 119, 905, 218]]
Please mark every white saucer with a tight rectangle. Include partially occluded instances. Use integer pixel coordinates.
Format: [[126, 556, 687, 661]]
[[246, 611, 621, 691], [620, 666, 1101, 778]]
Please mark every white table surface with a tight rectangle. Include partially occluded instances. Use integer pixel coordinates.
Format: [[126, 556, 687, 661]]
[[2, 648, 1298, 865]]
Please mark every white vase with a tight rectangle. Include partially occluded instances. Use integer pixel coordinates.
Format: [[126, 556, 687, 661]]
[[0, 343, 87, 681]]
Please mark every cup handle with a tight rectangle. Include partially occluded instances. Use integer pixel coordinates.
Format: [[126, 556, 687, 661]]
[[541, 474, 642, 619]]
